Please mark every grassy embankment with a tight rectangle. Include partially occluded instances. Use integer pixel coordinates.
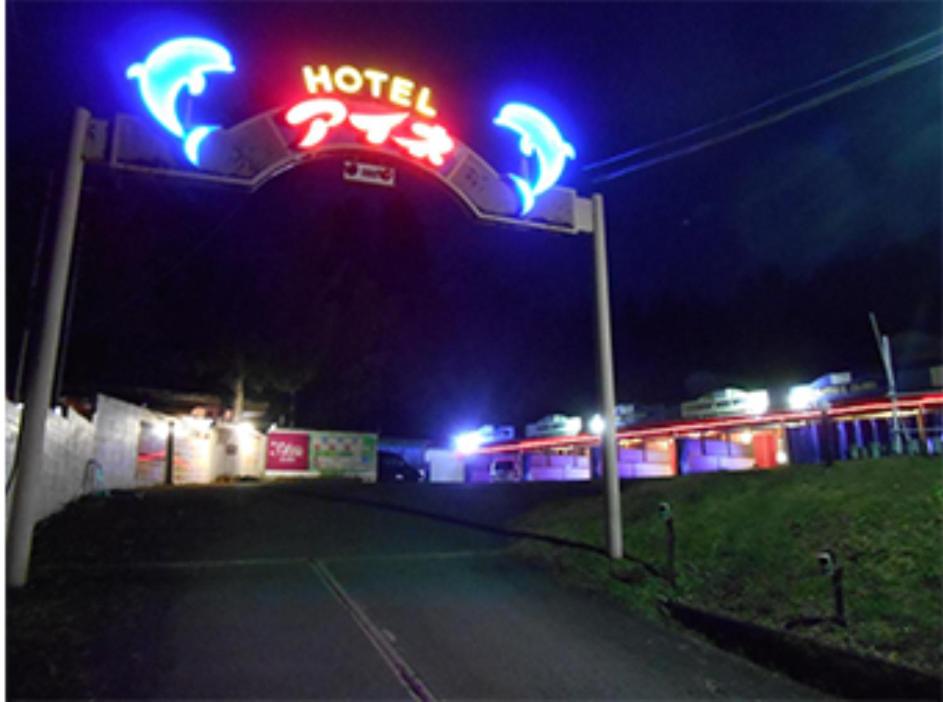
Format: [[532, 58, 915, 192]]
[[512, 457, 942, 674]]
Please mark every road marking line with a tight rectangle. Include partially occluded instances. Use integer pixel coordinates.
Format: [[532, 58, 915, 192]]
[[309, 559, 436, 702], [320, 548, 508, 564], [36, 549, 507, 573]]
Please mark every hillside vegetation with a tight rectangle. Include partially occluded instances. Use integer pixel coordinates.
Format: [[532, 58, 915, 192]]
[[513, 457, 942, 674]]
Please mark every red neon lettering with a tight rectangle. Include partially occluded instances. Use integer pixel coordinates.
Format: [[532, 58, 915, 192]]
[[349, 112, 409, 144], [285, 99, 455, 167], [392, 122, 454, 166], [286, 98, 348, 147]]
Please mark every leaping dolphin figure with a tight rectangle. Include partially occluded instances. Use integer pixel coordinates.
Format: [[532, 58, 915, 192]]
[[494, 102, 575, 215], [126, 37, 235, 166]]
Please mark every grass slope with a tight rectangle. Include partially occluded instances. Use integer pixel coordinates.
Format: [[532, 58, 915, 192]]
[[513, 457, 942, 674]]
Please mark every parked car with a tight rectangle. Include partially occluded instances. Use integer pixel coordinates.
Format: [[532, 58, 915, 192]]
[[489, 458, 521, 482], [377, 450, 424, 482]]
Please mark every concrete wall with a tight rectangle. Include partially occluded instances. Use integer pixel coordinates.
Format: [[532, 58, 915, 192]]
[[213, 424, 265, 479], [93, 394, 157, 489], [6, 395, 269, 529], [6, 400, 96, 524]]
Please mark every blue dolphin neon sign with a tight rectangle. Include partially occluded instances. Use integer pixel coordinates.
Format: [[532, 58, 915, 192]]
[[493, 102, 576, 215], [126, 36, 235, 166]]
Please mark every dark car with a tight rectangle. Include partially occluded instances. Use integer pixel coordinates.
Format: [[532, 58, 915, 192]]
[[377, 450, 424, 483]]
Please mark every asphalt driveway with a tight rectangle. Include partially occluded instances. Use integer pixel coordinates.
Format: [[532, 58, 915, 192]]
[[8, 480, 821, 699]]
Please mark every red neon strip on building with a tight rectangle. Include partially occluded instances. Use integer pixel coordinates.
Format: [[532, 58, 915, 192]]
[[472, 392, 943, 455]]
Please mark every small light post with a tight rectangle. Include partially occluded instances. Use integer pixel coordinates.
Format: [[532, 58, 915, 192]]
[[817, 549, 846, 626]]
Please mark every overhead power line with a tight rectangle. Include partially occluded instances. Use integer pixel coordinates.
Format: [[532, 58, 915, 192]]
[[586, 28, 943, 183]]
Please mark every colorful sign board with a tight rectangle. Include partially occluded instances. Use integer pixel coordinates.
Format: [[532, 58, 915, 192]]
[[265, 428, 378, 480], [266, 430, 310, 471], [311, 430, 377, 479], [124, 35, 577, 219]]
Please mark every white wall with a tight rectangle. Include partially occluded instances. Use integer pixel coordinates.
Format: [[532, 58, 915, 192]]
[[5, 395, 274, 529], [92, 394, 156, 489], [425, 448, 464, 483], [6, 400, 96, 524]]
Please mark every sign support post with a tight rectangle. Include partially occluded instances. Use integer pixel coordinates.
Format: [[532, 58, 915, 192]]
[[591, 193, 623, 560], [8, 107, 91, 587]]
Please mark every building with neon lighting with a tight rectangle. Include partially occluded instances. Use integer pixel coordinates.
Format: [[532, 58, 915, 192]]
[[457, 369, 943, 484]]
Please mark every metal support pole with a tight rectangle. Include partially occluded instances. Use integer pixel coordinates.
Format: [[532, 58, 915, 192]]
[[591, 193, 623, 560], [165, 421, 175, 486], [882, 336, 903, 454], [869, 312, 903, 454], [7, 107, 90, 587]]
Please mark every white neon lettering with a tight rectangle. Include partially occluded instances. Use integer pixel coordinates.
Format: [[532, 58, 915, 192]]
[[415, 86, 437, 118], [286, 98, 348, 147], [389, 76, 415, 108], [362, 68, 390, 99], [334, 65, 364, 94], [302, 64, 334, 94], [392, 122, 454, 166]]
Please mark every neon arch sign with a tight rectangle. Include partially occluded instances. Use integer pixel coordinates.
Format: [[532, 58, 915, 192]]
[[126, 36, 576, 215], [284, 63, 455, 167]]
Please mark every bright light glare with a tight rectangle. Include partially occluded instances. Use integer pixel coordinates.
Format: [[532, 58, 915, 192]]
[[745, 390, 770, 415], [589, 414, 605, 435], [564, 417, 583, 435], [184, 416, 213, 433], [236, 421, 255, 436], [454, 430, 483, 454], [736, 430, 754, 444], [776, 449, 788, 464], [152, 421, 175, 439], [788, 384, 821, 410]]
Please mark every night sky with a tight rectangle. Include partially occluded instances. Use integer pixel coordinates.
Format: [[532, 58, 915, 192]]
[[6, 2, 942, 440]]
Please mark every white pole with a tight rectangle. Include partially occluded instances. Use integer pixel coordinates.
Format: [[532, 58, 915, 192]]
[[869, 312, 903, 455], [882, 335, 904, 454], [591, 193, 623, 560], [7, 107, 90, 587]]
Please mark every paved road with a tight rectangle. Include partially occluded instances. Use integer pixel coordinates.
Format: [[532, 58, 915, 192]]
[[14, 480, 821, 699]]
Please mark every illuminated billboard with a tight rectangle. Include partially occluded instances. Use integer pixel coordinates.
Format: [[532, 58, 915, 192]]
[[265, 428, 378, 480], [125, 36, 576, 218]]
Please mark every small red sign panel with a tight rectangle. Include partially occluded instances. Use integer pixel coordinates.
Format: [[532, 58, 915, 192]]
[[266, 431, 310, 471]]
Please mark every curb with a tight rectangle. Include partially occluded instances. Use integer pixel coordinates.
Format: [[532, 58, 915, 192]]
[[661, 599, 942, 700]]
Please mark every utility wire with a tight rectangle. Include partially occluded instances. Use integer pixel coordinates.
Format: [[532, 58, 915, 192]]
[[590, 43, 942, 184], [584, 27, 943, 171]]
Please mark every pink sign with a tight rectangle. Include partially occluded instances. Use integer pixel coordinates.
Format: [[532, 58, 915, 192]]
[[266, 432, 310, 471]]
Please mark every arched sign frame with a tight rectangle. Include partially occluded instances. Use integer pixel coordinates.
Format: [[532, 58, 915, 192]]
[[106, 107, 595, 236], [9, 37, 627, 587]]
